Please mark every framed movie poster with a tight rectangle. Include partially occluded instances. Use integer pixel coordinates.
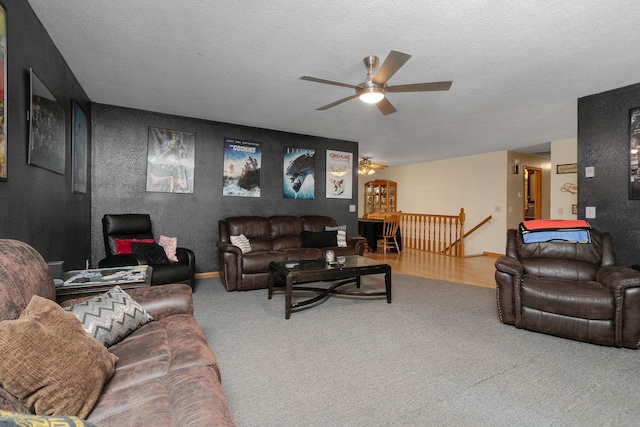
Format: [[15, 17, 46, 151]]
[[28, 69, 65, 175], [326, 150, 352, 199], [284, 147, 315, 199], [222, 137, 261, 197], [72, 101, 88, 193], [630, 107, 640, 199], [146, 127, 195, 193], [0, 5, 6, 181]]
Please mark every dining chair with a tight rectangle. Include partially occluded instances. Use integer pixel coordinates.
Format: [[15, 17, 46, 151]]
[[377, 213, 402, 254]]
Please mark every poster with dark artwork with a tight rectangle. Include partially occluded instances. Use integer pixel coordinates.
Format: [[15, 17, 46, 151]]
[[284, 147, 315, 199], [0, 6, 6, 181], [630, 107, 640, 199], [326, 150, 352, 199], [28, 69, 65, 175], [72, 101, 88, 193], [223, 138, 261, 197], [146, 127, 195, 193]]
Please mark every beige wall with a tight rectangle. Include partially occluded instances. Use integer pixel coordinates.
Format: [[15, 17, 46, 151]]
[[549, 138, 578, 219], [358, 143, 566, 256], [359, 151, 508, 256]]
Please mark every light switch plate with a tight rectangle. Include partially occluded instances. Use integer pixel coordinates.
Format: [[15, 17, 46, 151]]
[[585, 206, 596, 218], [349, 205, 356, 212], [585, 166, 595, 178]]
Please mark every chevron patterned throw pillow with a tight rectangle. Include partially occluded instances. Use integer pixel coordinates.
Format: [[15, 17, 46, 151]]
[[65, 286, 153, 347]]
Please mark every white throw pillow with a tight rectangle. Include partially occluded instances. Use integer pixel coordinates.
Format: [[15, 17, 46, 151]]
[[230, 234, 252, 253]]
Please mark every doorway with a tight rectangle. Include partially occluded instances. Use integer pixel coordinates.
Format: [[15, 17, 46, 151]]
[[524, 166, 542, 220]]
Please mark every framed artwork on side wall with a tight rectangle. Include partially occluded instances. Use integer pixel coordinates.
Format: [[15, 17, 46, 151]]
[[630, 107, 640, 199], [72, 101, 88, 193], [0, 5, 6, 181], [28, 69, 65, 175]]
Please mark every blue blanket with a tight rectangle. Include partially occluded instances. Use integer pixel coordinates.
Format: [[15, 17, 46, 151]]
[[522, 230, 591, 244]]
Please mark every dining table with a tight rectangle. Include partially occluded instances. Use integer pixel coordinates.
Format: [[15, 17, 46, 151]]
[[357, 217, 403, 252]]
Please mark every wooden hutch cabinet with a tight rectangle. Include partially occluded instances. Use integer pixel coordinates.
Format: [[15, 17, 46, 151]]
[[364, 180, 397, 217]]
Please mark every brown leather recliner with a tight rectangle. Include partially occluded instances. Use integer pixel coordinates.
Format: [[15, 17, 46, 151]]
[[495, 228, 640, 348]]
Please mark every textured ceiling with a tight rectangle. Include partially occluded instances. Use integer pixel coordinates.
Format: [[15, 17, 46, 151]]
[[27, 1, 640, 166]]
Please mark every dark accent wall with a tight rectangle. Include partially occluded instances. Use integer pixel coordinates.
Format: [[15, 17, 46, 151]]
[[0, 1, 91, 268], [578, 82, 640, 266], [91, 103, 359, 273]]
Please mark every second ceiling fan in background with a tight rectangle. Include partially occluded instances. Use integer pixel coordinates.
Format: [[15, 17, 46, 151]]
[[300, 50, 452, 115]]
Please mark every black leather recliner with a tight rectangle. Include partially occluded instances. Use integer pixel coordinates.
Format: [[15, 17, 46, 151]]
[[99, 214, 195, 289], [495, 228, 640, 348]]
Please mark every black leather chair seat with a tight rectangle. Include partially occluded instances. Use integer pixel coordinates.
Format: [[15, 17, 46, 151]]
[[150, 263, 191, 286], [521, 276, 614, 320]]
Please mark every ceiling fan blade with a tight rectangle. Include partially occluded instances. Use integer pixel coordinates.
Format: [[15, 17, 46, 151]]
[[370, 164, 387, 169], [387, 81, 453, 93], [300, 75, 359, 89], [317, 94, 359, 110], [376, 97, 397, 116], [372, 50, 411, 85]]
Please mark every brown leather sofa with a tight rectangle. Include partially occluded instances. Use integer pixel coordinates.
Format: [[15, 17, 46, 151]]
[[495, 228, 640, 348], [218, 215, 366, 291], [0, 239, 235, 426]]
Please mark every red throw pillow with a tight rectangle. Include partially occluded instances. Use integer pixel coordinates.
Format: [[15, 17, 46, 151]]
[[114, 238, 155, 254]]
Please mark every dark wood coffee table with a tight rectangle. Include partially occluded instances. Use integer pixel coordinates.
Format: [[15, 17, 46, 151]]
[[268, 255, 391, 318]]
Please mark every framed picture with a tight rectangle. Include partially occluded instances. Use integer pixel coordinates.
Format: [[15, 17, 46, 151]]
[[72, 101, 88, 193], [28, 69, 65, 175], [556, 163, 577, 174], [146, 127, 195, 193], [326, 150, 353, 199], [0, 5, 6, 181], [222, 137, 261, 197], [283, 147, 315, 199], [630, 107, 640, 199]]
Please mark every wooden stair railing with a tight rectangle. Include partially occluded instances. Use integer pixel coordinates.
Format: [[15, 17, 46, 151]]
[[398, 209, 491, 257], [442, 215, 493, 256]]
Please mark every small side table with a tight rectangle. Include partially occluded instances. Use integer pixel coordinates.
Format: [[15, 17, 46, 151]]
[[56, 265, 152, 303]]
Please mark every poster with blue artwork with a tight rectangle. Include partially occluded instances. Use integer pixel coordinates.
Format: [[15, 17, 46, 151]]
[[283, 147, 315, 199], [223, 137, 261, 197]]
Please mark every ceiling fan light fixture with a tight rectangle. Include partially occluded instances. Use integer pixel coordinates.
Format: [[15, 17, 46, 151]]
[[357, 86, 385, 104]]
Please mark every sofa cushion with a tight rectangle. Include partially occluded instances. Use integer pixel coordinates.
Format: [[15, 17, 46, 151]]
[[0, 410, 97, 427], [0, 296, 118, 418], [301, 215, 337, 232], [520, 276, 614, 320], [242, 251, 288, 274], [64, 286, 154, 347]]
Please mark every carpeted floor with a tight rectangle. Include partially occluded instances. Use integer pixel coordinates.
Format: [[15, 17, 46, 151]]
[[192, 274, 640, 427]]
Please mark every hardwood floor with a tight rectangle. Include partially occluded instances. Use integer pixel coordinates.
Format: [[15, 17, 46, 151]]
[[362, 248, 497, 288]]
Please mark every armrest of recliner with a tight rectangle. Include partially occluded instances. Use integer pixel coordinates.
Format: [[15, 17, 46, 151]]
[[98, 253, 147, 268], [597, 266, 640, 348], [597, 266, 640, 292], [494, 255, 523, 278], [494, 255, 523, 326]]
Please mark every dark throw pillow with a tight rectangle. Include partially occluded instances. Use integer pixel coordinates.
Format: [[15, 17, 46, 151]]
[[302, 230, 338, 248], [131, 242, 170, 264]]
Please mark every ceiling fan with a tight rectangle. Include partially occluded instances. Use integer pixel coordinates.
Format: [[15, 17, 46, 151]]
[[300, 50, 452, 116], [358, 158, 386, 175]]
